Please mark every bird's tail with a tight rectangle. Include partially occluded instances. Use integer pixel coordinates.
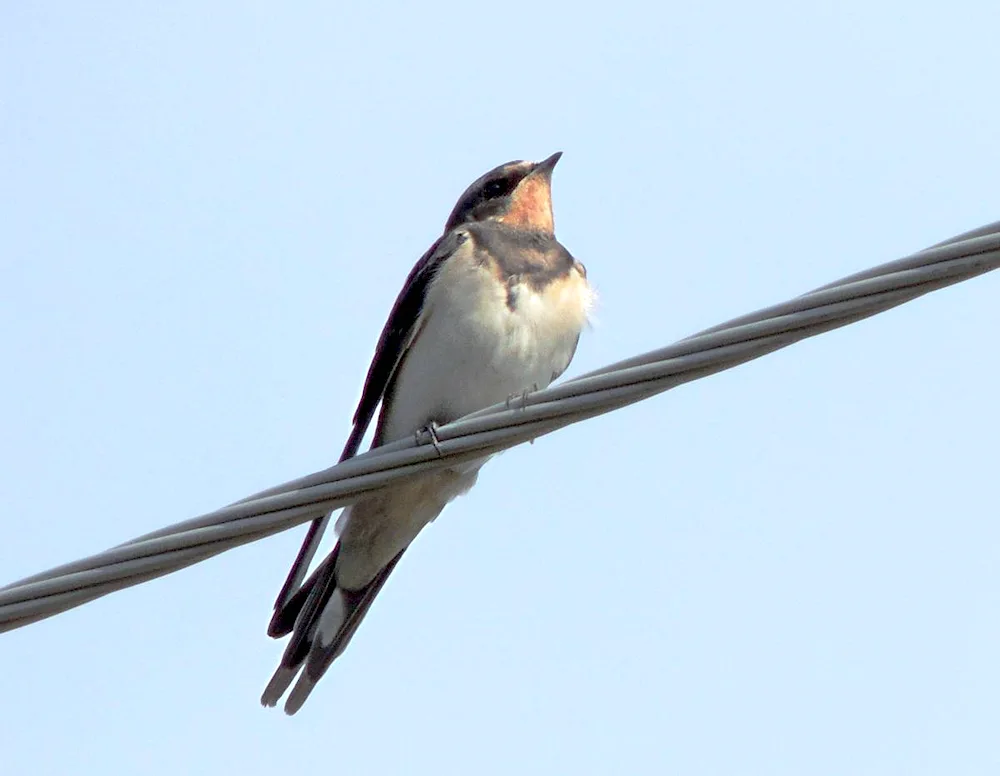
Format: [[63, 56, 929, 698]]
[[261, 542, 405, 715]]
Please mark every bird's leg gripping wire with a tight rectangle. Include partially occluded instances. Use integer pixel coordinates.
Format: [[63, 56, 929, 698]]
[[505, 383, 538, 412], [416, 421, 444, 457]]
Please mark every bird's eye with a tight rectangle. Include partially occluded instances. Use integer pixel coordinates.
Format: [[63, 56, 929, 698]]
[[482, 178, 513, 200]]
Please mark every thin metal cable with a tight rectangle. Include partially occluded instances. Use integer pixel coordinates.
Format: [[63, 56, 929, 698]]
[[2, 222, 998, 632]]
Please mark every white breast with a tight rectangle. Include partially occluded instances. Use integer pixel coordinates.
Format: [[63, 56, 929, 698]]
[[378, 247, 593, 443], [334, 243, 593, 586]]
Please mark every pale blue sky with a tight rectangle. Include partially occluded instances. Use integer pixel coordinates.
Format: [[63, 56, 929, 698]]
[[3, 2, 1000, 774]]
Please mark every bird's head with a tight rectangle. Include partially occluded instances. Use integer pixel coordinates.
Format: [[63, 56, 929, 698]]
[[444, 152, 562, 235]]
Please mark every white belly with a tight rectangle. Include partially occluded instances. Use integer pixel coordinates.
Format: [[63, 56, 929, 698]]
[[379, 254, 593, 442], [335, 253, 592, 588]]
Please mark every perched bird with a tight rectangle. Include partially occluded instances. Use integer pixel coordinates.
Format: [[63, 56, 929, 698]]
[[261, 152, 593, 714]]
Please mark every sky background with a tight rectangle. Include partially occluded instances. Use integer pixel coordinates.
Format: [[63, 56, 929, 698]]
[[3, 2, 1000, 774]]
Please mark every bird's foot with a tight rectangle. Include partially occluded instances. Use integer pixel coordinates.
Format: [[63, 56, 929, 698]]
[[505, 384, 539, 411], [416, 421, 444, 458]]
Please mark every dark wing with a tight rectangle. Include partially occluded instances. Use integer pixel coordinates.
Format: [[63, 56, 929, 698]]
[[268, 230, 465, 625]]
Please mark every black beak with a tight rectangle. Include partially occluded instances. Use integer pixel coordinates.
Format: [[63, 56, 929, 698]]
[[530, 151, 563, 178]]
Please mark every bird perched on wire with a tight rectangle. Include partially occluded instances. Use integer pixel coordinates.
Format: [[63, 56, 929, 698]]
[[261, 152, 594, 714]]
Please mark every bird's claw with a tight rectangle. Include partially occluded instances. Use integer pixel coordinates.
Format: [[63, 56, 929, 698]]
[[417, 421, 444, 458], [505, 384, 538, 411]]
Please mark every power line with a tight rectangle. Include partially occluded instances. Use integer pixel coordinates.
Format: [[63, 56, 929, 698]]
[[2, 221, 998, 632]]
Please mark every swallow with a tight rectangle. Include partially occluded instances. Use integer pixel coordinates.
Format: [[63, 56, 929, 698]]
[[261, 152, 593, 714]]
